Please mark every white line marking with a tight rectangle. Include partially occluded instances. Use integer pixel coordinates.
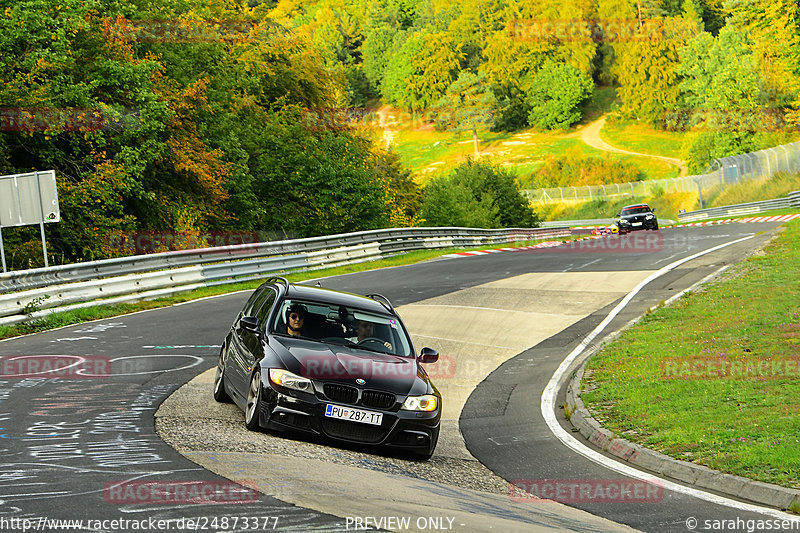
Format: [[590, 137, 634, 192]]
[[541, 234, 800, 520]]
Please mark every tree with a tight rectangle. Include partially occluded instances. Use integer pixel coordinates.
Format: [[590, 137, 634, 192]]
[[677, 25, 765, 171], [526, 61, 593, 129], [434, 71, 497, 157], [725, 0, 800, 128], [678, 27, 760, 112], [362, 25, 398, 93], [383, 30, 462, 111], [612, 18, 685, 123]]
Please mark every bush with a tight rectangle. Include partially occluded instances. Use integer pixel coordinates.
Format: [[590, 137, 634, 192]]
[[523, 147, 645, 189], [420, 160, 539, 228]]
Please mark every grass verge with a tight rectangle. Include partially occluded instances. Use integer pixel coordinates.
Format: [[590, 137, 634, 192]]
[[705, 172, 800, 209], [389, 123, 680, 184], [581, 220, 800, 489], [0, 237, 576, 342], [538, 191, 698, 222], [600, 117, 687, 160]]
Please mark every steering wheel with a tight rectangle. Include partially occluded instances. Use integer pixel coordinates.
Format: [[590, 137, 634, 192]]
[[357, 337, 392, 350]]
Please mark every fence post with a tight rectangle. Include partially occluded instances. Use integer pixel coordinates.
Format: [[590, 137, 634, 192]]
[[780, 145, 791, 173], [793, 143, 800, 172], [765, 148, 775, 177]]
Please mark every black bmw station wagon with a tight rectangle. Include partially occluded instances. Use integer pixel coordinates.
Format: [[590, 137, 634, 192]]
[[213, 277, 441, 459]]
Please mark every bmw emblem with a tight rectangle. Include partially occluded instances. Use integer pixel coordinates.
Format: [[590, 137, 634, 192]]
[[355, 378, 366, 386]]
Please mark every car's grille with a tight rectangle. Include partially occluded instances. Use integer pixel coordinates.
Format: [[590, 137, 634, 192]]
[[361, 390, 396, 409], [321, 419, 388, 443], [323, 383, 358, 404]]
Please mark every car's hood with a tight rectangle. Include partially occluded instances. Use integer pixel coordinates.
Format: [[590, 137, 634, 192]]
[[270, 336, 425, 396]]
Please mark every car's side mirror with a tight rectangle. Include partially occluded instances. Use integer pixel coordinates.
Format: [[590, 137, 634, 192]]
[[615, 213, 621, 217], [419, 347, 439, 364], [240, 316, 260, 332], [651, 208, 657, 212]]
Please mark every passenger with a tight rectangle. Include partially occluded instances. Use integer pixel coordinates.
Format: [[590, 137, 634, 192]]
[[286, 303, 307, 337]]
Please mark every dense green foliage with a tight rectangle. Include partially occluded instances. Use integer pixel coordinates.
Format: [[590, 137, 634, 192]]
[[524, 147, 645, 188], [0, 0, 418, 267], [526, 61, 593, 130], [2, 0, 800, 268], [420, 160, 538, 228]]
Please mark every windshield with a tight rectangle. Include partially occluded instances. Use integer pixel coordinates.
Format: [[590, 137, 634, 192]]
[[271, 299, 413, 357], [621, 207, 652, 215]]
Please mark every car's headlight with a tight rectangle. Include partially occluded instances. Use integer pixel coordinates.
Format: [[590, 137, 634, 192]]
[[401, 395, 438, 412], [645, 214, 654, 219], [269, 368, 313, 393]]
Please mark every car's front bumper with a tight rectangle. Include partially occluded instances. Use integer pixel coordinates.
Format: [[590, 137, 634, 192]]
[[258, 385, 440, 455]]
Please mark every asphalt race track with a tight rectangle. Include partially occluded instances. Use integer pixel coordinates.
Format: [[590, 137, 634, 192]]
[[0, 223, 797, 532]]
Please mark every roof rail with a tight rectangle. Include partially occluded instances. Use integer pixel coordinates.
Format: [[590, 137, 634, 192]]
[[367, 293, 394, 313], [266, 276, 290, 291]]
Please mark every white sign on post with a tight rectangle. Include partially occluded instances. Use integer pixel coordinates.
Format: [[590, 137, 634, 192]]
[[0, 170, 60, 272]]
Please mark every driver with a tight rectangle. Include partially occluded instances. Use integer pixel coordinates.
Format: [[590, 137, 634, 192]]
[[352, 319, 392, 350]]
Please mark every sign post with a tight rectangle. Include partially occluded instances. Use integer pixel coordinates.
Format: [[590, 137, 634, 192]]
[[34, 171, 49, 268], [0, 227, 6, 272], [0, 170, 60, 272]]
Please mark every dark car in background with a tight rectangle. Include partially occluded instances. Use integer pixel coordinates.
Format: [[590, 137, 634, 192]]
[[614, 204, 659, 233], [213, 277, 441, 459]]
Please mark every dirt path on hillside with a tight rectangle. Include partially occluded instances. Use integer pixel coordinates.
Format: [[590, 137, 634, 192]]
[[579, 115, 688, 176]]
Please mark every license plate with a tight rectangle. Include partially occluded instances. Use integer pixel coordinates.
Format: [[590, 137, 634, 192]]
[[325, 404, 383, 426], [632, 222, 642, 226]]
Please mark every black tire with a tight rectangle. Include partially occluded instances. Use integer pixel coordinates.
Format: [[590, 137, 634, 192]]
[[213, 351, 232, 403], [414, 449, 434, 461], [245, 370, 264, 431]]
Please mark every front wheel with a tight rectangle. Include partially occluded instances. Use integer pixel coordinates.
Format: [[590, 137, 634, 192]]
[[245, 370, 264, 431], [213, 351, 232, 403]]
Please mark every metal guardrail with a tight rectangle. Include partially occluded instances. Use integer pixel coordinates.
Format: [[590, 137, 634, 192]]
[[677, 191, 800, 222], [0, 226, 570, 326], [539, 217, 677, 228], [539, 219, 614, 228]]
